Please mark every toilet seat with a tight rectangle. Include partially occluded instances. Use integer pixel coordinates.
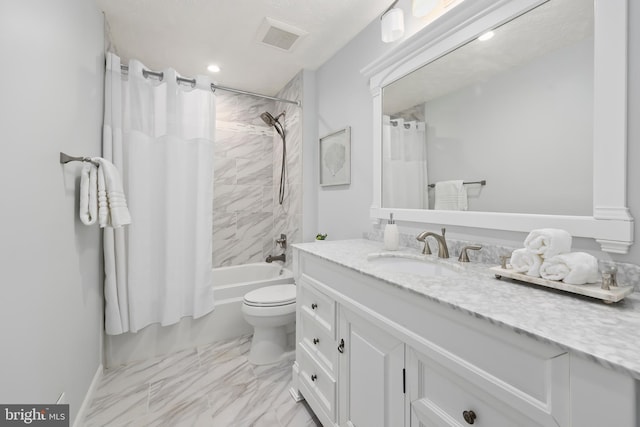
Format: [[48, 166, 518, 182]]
[[243, 284, 296, 307]]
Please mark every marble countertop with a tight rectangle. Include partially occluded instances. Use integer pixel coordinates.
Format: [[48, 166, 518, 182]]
[[293, 239, 640, 380]]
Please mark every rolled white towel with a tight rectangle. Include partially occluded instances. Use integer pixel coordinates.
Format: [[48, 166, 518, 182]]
[[524, 228, 572, 259], [79, 163, 98, 225], [510, 248, 543, 277], [540, 252, 600, 285]]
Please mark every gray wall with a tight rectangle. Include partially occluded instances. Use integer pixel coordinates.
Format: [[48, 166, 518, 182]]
[[0, 0, 105, 423], [315, 0, 424, 240], [315, 0, 639, 264]]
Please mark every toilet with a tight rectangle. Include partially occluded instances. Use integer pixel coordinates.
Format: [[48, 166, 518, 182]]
[[241, 284, 296, 365]]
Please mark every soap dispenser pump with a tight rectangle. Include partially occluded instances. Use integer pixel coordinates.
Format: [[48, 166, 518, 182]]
[[383, 213, 399, 251]]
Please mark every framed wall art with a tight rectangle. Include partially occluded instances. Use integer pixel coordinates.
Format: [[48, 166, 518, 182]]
[[319, 126, 351, 187]]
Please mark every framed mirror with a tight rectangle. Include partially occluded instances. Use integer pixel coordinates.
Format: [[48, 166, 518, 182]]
[[362, 0, 632, 253]]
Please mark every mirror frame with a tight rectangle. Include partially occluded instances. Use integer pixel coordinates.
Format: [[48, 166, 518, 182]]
[[362, 0, 633, 253]]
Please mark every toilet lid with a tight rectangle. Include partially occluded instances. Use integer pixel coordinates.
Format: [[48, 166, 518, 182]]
[[244, 284, 296, 307]]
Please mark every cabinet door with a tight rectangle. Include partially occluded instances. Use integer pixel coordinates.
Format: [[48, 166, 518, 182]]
[[338, 307, 405, 427]]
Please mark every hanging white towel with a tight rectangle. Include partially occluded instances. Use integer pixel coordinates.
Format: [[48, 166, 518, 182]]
[[93, 157, 132, 228], [79, 163, 98, 225], [510, 248, 543, 277], [434, 180, 468, 211], [524, 228, 572, 259], [540, 252, 600, 285]]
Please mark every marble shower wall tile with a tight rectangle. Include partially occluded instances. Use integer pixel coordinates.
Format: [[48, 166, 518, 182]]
[[213, 156, 236, 185], [236, 212, 273, 241], [262, 186, 274, 213], [212, 211, 236, 242], [214, 129, 270, 159], [228, 94, 274, 124], [214, 92, 237, 122], [213, 184, 262, 213], [213, 93, 277, 267], [237, 157, 272, 186], [212, 73, 303, 268], [272, 73, 303, 268]]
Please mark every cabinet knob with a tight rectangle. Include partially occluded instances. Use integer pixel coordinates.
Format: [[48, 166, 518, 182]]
[[337, 338, 345, 353], [313, 338, 320, 345], [463, 410, 476, 425], [311, 303, 318, 310], [311, 374, 317, 382]]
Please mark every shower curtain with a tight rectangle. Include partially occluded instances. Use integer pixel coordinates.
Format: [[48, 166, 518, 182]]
[[382, 116, 428, 209], [103, 53, 215, 335]]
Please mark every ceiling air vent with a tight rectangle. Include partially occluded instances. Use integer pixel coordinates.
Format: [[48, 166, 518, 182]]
[[257, 17, 307, 52]]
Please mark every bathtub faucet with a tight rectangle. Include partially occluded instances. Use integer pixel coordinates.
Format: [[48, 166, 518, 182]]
[[266, 253, 286, 263]]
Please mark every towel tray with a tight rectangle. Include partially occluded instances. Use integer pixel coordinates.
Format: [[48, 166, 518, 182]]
[[490, 266, 634, 304]]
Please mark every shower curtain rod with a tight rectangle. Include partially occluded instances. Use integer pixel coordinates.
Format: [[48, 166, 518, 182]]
[[120, 64, 301, 107]]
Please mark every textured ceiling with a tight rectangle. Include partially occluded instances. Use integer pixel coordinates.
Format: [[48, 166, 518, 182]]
[[96, 0, 392, 96]]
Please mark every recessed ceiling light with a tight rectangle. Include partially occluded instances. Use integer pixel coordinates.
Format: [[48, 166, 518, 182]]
[[478, 31, 494, 42], [207, 64, 221, 73]]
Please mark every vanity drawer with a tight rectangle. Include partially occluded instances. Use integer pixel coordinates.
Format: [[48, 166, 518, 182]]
[[298, 345, 336, 423], [408, 347, 568, 427], [300, 311, 337, 374], [299, 275, 336, 337]]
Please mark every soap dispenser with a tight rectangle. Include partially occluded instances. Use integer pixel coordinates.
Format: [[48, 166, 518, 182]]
[[383, 213, 399, 251]]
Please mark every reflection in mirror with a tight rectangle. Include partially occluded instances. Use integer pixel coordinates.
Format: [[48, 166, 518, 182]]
[[382, 0, 593, 215]]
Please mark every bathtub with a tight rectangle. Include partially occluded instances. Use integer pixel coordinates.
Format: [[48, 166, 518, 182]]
[[105, 262, 295, 368], [213, 262, 294, 303]]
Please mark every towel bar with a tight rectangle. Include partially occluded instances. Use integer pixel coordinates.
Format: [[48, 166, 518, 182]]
[[427, 180, 486, 189], [60, 152, 99, 167]]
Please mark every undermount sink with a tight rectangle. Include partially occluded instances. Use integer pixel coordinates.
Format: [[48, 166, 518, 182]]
[[368, 256, 461, 277]]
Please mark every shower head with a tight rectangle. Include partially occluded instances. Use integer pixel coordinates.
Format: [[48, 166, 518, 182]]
[[260, 110, 287, 205], [260, 111, 285, 127], [260, 112, 276, 126]]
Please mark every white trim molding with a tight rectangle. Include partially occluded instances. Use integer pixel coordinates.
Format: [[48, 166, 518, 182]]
[[363, 0, 633, 253], [73, 364, 103, 427]]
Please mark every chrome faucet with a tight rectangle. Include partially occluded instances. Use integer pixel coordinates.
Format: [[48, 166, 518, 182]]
[[416, 228, 449, 258]]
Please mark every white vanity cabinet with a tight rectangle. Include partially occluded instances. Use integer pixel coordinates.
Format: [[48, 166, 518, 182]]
[[296, 274, 338, 423], [292, 248, 639, 427], [338, 306, 404, 427]]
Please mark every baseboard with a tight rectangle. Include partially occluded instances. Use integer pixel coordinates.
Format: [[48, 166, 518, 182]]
[[73, 364, 103, 427]]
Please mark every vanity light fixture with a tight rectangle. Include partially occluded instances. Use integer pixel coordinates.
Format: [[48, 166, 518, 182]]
[[412, 0, 439, 17], [478, 31, 495, 41], [381, 0, 404, 43], [207, 64, 221, 73]]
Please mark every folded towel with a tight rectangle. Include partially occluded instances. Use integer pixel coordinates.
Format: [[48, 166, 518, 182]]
[[93, 157, 132, 228], [540, 252, 600, 285], [434, 180, 468, 211], [79, 163, 98, 225], [523, 228, 572, 259], [510, 248, 543, 277]]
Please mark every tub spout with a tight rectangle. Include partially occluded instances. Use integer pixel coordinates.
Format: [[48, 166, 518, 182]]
[[266, 253, 286, 263]]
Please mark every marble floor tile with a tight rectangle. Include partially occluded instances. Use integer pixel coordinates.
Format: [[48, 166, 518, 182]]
[[83, 335, 321, 426], [84, 382, 149, 427], [197, 334, 252, 365]]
